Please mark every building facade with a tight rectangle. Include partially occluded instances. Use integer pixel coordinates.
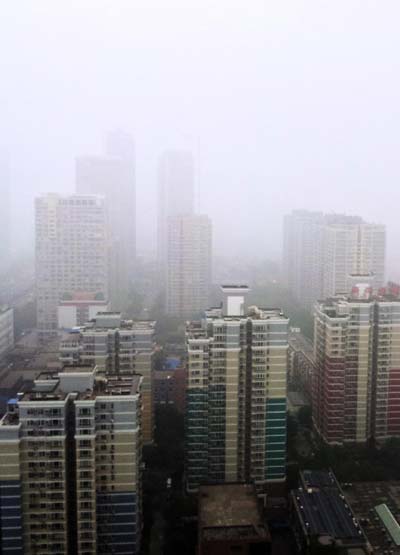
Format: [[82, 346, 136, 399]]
[[0, 306, 14, 357], [291, 470, 367, 554], [0, 366, 142, 555], [198, 484, 270, 555], [313, 282, 400, 444], [35, 194, 109, 338], [57, 293, 110, 329], [283, 211, 386, 309], [166, 214, 212, 317], [185, 286, 288, 491], [60, 312, 155, 443]]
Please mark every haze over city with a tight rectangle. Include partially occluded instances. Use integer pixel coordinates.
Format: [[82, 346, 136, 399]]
[[2, 4, 400, 554], [2, 1, 400, 274]]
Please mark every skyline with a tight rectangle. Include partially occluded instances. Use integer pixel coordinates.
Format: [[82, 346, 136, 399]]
[[1, 2, 400, 277]]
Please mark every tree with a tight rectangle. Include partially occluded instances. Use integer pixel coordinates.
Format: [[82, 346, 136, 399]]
[[298, 406, 313, 430]]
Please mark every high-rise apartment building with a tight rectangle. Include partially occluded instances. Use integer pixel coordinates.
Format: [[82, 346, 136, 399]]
[[185, 286, 288, 492], [157, 150, 195, 266], [35, 194, 109, 338], [313, 282, 400, 444], [166, 214, 212, 317], [60, 312, 155, 443], [76, 131, 136, 308], [283, 211, 386, 309], [0, 365, 142, 555]]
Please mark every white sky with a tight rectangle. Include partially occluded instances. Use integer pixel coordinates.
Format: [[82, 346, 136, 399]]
[[1, 1, 400, 275]]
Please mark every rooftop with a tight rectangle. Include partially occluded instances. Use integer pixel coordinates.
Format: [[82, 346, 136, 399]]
[[344, 481, 400, 554], [375, 504, 400, 546], [220, 284, 250, 290], [318, 283, 400, 315], [199, 484, 270, 543], [292, 471, 367, 548], [7, 366, 141, 408]]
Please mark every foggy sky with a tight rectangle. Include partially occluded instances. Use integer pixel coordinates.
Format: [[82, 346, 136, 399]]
[[2, 1, 400, 276]]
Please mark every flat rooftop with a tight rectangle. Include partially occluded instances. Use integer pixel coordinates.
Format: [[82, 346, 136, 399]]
[[17, 368, 141, 404], [220, 284, 249, 290], [292, 471, 366, 548], [344, 481, 400, 554], [199, 484, 270, 543]]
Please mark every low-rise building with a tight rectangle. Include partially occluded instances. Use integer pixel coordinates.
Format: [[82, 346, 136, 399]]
[[291, 470, 368, 554], [198, 483, 271, 555], [57, 292, 109, 328], [344, 481, 400, 554]]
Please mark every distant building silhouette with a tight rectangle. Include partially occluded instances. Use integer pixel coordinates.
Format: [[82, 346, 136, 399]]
[[166, 214, 212, 317], [76, 130, 136, 308], [283, 210, 385, 309], [157, 150, 195, 267]]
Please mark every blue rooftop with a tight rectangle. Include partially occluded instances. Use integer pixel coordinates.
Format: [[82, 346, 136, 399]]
[[164, 358, 181, 370]]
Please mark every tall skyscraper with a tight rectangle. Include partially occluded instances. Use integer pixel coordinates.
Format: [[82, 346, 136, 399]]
[[35, 194, 109, 338], [157, 150, 195, 265], [185, 286, 288, 492], [76, 131, 136, 308], [60, 312, 155, 444], [0, 152, 11, 273], [0, 365, 142, 554], [313, 282, 400, 445], [283, 211, 386, 309], [166, 214, 212, 317]]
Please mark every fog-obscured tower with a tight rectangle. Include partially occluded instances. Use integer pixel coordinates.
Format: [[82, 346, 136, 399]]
[[166, 214, 212, 317], [322, 221, 386, 298], [283, 211, 386, 309], [35, 194, 108, 338], [157, 150, 195, 266], [76, 131, 136, 308], [283, 210, 324, 308]]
